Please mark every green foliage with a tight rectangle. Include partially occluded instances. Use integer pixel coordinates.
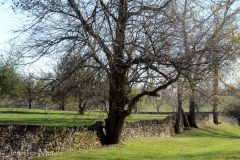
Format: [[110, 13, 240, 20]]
[[32, 124, 240, 160], [0, 65, 22, 100]]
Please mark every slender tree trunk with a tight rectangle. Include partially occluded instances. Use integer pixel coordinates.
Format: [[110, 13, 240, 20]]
[[212, 59, 219, 124], [188, 97, 198, 128], [134, 105, 140, 114], [182, 109, 190, 130], [28, 99, 32, 109], [79, 100, 87, 114], [60, 103, 65, 111], [175, 80, 183, 134], [101, 102, 107, 113], [156, 105, 160, 113], [188, 83, 198, 128]]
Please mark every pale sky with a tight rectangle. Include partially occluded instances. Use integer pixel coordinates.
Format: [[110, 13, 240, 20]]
[[0, 2, 55, 76], [0, 1, 239, 80], [0, 2, 19, 51]]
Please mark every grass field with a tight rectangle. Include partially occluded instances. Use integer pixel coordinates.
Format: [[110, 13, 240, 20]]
[[140, 100, 212, 112], [32, 124, 240, 160], [0, 108, 168, 126], [1, 108, 240, 159]]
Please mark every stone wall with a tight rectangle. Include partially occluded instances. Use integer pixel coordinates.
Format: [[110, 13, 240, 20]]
[[0, 122, 105, 160], [0, 114, 238, 160], [196, 113, 239, 125], [219, 115, 239, 125], [121, 115, 180, 141]]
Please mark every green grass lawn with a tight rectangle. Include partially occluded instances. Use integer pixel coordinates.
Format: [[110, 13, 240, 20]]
[[1, 108, 240, 160], [0, 108, 168, 126], [32, 123, 240, 160]]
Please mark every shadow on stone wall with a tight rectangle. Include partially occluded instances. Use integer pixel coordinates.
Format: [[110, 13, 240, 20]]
[[0, 114, 238, 159]]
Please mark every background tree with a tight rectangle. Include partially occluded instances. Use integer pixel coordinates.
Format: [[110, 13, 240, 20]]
[[0, 61, 22, 105], [20, 74, 41, 109], [170, 0, 240, 126], [51, 53, 107, 113]]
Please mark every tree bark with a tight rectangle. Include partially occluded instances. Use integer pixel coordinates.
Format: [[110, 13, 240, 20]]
[[105, 80, 128, 144], [175, 107, 182, 134], [60, 103, 65, 111], [212, 58, 219, 124], [175, 80, 183, 134], [105, 79, 127, 141], [156, 105, 161, 113], [28, 99, 32, 109], [105, 0, 129, 144], [188, 82, 198, 128], [188, 97, 198, 128], [182, 109, 190, 130], [213, 106, 219, 124], [79, 100, 87, 114], [105, 112, 126, 144], [107, 72, 129, 144]]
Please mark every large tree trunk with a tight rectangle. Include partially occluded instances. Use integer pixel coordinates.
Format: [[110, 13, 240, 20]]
[[105, 80, 128, 144], [105, 1, 129, 144], [105, 82, 128, 144], [105, 112, 126, 144]]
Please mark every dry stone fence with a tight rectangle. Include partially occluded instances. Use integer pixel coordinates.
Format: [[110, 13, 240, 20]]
[[0, 113, 238, 159]]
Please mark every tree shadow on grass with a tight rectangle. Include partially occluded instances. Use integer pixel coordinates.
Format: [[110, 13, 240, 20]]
[[183, 125, 240, 139]]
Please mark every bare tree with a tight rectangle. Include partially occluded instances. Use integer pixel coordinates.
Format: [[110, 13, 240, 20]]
[[51, 53, 106, 113], [9, 0, 240, 144], [170, 0, 240, 127]]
